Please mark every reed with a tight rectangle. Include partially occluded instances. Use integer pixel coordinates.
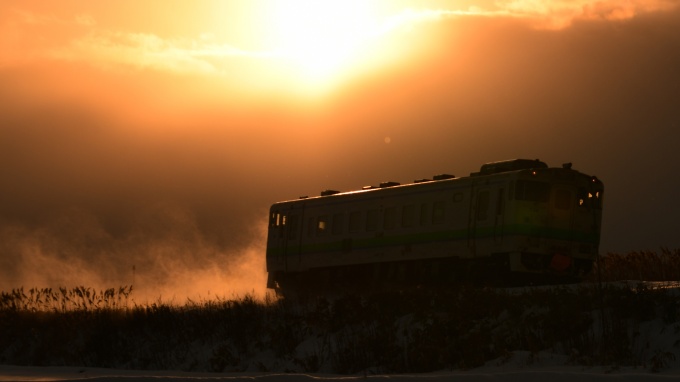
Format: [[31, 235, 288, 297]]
[[0, 285, 133, 312], [593, 248, 680, 282]]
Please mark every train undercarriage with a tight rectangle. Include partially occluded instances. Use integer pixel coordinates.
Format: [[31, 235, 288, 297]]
[[268, 253, 594, 297]]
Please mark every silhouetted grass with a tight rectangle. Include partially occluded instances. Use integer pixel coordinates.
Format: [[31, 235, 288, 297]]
[[1, 249, 679, 373], [0, 286, 133, 312], [593, 248, 680, 282]]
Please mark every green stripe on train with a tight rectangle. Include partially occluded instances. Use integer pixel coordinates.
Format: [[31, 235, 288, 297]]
[[267, 224, 599, 257]]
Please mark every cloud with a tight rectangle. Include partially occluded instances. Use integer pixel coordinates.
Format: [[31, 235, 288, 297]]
[[1, 8, 270, 76], [495, 0, 680, 29], [54, 31, 220, 74], [8, 2, 678, 79]]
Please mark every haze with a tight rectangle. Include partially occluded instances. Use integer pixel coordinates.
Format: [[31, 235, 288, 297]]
[[1, 1, 679, 299]]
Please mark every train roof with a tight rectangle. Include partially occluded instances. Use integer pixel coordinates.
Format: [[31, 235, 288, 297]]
[[274, 159, 579, 205]]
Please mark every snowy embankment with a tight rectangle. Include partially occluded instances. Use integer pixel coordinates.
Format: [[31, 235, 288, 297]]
[[3, 352, 680, 382]]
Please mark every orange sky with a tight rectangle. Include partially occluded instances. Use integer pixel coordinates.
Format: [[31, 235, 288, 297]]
[[1, 0, 680, 297]]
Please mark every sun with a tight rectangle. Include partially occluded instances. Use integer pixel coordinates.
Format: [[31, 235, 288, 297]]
[[268, 1, 387, 88]]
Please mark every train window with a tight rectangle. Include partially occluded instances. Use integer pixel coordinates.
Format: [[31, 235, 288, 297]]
[[402, 204, 415, 227], [476, 191, 489, 221], [496, 189, 505, 215], [384, 207, 396, 230], [366, 209, 380, 231], [515, 180, 550, 202], [592, 190, 603, 209], [332, 213, 344, 235], [420, 203, 429, 226], [432, 201, 446, 224], [349, 211, 362, 232], [277, 214, 287, 237], [555, 189, 571, 210], [578, 188, 604, 209], [317, 216, 328, 235], [307, 217, 315, 237]]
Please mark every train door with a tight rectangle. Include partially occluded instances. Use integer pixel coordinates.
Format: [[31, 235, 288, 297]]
[[550, 186, 575, 244], [469, 187, 505, 254], [494, 187, 506, 245], [287, 214, 303, 270]]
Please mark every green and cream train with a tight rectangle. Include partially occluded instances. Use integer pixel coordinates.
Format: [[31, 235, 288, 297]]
[[266, 159, 604, 292]]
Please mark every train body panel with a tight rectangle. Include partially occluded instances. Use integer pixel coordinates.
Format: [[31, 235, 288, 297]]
[[266, 159, 603, 291]]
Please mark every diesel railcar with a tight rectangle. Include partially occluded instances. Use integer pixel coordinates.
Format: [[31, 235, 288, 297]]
[[266, 159, 604, 292]]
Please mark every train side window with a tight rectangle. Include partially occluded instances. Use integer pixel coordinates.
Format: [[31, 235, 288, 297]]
[[317, 216, 328, 235], [332, 213, 344, 235], [496, 188, 505, 215], [384, 207, 396, 230], [555, 189, 571, 210], [348, 211, 362, 232], [307, 217, 315, 237], [476, 192, 489, 221], [432, 201, 446, 224], [402, 204, 415, 228], [420, 203, 429, 226], [366, 209, 380, 231]]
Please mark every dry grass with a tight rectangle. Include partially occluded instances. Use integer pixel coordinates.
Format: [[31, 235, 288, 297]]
[[593, 248, 680, 282], [0, 286, 133, 312]]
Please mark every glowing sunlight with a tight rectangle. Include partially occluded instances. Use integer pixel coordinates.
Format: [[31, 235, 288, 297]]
[[266, 1, 390, 89]]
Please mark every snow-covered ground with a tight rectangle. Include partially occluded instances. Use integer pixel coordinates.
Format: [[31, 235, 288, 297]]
[[3, 352, 680, 381]]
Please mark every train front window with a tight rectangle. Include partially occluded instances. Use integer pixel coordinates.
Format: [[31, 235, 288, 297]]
[[555, 189, 572, 210], [578, 187, 604, 209], [287, 215, 299, 239], [515, 180, 550, 202]]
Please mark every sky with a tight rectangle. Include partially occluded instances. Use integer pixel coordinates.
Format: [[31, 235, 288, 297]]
[[1, 0, 680, 298]]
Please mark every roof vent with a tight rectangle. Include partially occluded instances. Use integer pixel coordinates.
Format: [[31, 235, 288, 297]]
[[379, 181, 400, 188], [473, 159, 548, 176], [433, 174, 455, 180], [414, 178, 432, 183], [320, 189, 340, 196]]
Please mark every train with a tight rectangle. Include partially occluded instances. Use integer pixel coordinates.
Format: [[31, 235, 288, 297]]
[[266, 159, 604, 293]]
